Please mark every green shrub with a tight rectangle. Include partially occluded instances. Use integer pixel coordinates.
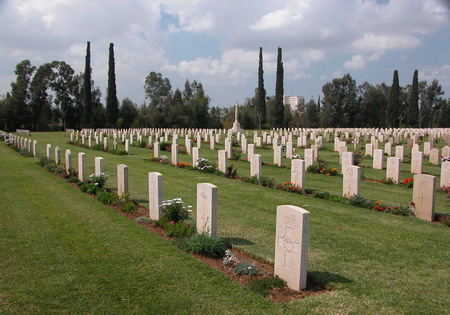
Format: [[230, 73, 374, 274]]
[[79, 183, 99, 195], [232, 261, 261, 276], [259, 176, 276, 188], [96, 191, 119, 205], [248, 277, 286, 296], [53, 165, 66, 175], [67, 176, 80, 184], [185, 233, 226, 258], [387, 204, 414, 216], [162, 220, 195, 238], [20, 147, 32, 157], [242, 176, 259, 184], [197, 158, 216, 173], [44, 163, 57, 173], [382, 178, 396, 185], [139, 140, 147, 148], [135, 216, 153, 224], [121, 201, 137, 213], [159, 141, 171, 151], [226, 164, 238, 179], [38, 156, 53, 167], [230, 152, 241, 161], [349, 195, 376, 209], [116, 150, 128, 155], [161, 198, 192, 223], [436, 214, 450, 227], [314, 191, 330, 199], [89, 173, 108, 188]]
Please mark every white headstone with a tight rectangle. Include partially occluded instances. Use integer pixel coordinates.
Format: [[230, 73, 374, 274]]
[[413, 174, 436, 222], [148, 172, 163, 220], [291, 159, 305, 192], [196, 183, 218, 236], [95, 157, 104, 175], [78, 152, 86, 182], [274, 205, 309, 291], [250, 154, 262, 179], [386, 157, 400, 184], [343, 165, 360, 197], [117, 164, 128, 197]]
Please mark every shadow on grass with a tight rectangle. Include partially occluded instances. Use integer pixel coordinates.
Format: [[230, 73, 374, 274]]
[[308, 271, 353, 290], [222, 237, 255, 246]]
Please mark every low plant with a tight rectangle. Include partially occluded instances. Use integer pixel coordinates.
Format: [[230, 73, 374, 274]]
[[232, 261, 260, 276], [314, 191, 330, 199], [91, 143, 103, 151], [161, 220, 195, 238], [67, 176, 80, 184], [89, 173, 108, 188], [52, 165, 66, 175], [96, 191, 119, 205], [159, 141, 171, 151], [259, 176, 276, 188], [177, 162, 191, 168], [161, 198, 192, 223], [121, 201, 137, 213], [230, 152, 241, 161], [135, 216, 153, 224], [242, 176, 259, 184], [223, 249, 239, 267], [185, 233, 226, 258], [79, 182, 99, 195], [248, 277, 286, 296], [348, 195, 376, 209], [197, 157, 216, 173], [387, 204, 414, 216], [225, 164, 238, 179], [37, 156, 53, 167], [402, 177, 414, 188], [353, 153, 363, 165], [278, 182, 302, 193], [382, 177, 396, 185], [436, 214, 450, 227], [20, 147, 33, 157]]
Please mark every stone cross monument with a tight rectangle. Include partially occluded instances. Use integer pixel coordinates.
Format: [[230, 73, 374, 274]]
[[231, 101, 242, 133]]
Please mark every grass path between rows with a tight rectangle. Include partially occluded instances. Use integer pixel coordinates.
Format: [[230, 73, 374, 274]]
[[0, 144, 287, 314]]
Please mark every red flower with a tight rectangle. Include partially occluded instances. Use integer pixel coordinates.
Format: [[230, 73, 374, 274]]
[[394, 207, 398, 209], [410, 178, 414, 181], [410, 202, 415, 205]]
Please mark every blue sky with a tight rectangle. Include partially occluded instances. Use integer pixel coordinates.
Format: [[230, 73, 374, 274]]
[[0, 0, 449, 109]]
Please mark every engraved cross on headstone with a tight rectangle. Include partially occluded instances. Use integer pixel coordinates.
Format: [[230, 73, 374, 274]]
[[277, 226, 300, 269]]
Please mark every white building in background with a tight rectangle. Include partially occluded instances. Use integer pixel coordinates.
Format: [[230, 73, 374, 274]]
[[284, 95, 305, 111]]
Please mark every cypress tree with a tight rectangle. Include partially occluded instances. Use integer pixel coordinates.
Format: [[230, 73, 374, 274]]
[[83, 41, 92, 128], [255, 47, 266, 129], [317, 95, 321, 110], [408, 70, 419, 127], [274, 47, 284, 128], [106, 43, 119, 127], [386, 70, 400, 127]]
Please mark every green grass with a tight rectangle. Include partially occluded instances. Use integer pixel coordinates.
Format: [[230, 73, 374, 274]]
[[2, 132, 450, 314]]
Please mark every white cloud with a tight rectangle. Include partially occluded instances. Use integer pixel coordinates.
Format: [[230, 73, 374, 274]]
[[250, 9, 302, 31], [351, 33, 422, 52], [344, 51, 384, 70]]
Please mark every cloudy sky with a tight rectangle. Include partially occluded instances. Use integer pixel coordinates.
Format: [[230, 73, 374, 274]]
[[0, 0, 449, 109]]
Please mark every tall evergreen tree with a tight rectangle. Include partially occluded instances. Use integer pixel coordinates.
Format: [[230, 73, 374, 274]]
[[255, 47, 266, 129], [317, 95, 321, 110], [274, 46, 284, 128], [106, 43, 119, 127], [83, 41, 92, 128], [408, 70, 419, 127], [386, 70, 400, 127]]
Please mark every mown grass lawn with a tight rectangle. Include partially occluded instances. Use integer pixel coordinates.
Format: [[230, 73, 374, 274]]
[[2, 132, 449, 314]]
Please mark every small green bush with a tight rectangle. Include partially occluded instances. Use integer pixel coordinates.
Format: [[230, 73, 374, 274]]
[[185, 233, 226, 258], [349, 195, 376, 209], [44, 163, 57, 173], [232, 261, 261, 276], [96, 191, 119, 205], [314, 191, 330, 199], [139, 140, 147, 148], [89, 173, 108, 188], [161, 220, 195, 238], [259, 176, 276, 188], [121, 201, 137, 213], [67, 176, 80, 184], [159, 141, 171, 151], [38, 156, 53, 167], [230, 152, 241, 161], [382, 178, 396, 185], [91, 143, 103, 151], [135, 216, 153, 224], [79, 183, 99, 195], [161, 198, 192, 223], [248, 277, 286, 296], [53, 165, 66, 175], [387, 204, 413, 217], [226, 164, 238, 179]]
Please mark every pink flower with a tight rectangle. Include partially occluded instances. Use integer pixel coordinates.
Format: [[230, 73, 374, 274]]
[[170, 221, 175, 224]]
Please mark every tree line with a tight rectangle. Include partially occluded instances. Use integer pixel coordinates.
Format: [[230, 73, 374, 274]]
[[0, 43, 449, 131], [232, 48, 450, 129], [0, 42, 224, 131]]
